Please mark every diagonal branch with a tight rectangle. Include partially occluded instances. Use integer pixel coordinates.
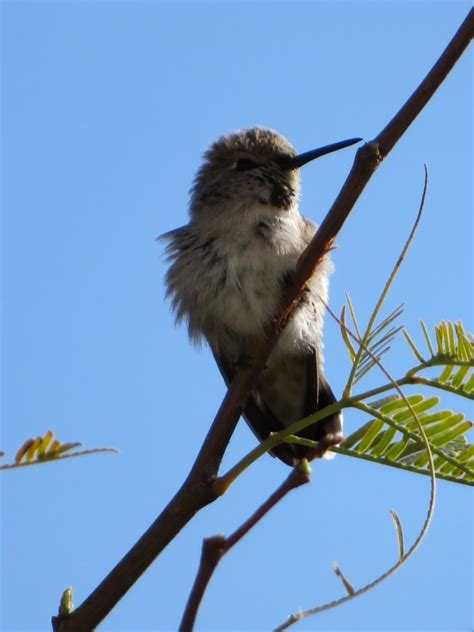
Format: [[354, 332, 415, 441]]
[[52, 9, 474, 632]]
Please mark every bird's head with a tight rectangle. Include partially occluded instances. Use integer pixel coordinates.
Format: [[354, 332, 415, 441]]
[[189, 127, 361, 223]]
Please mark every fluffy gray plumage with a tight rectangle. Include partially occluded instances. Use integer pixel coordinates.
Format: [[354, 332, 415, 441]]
[[162, 127, 343, 466]]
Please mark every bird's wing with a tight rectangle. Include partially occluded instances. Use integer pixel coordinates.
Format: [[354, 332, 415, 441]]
[[211, 347, 342, 467], [211, 349, 301, 466], [302, 348, 344, 444]]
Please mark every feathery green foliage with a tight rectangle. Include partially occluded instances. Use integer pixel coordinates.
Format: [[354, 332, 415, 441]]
[[403, 320, 474, 399], [341, 301, 404, 384], [336, 389, 473, 486]]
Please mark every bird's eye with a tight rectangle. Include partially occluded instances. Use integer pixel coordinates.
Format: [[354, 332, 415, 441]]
[[235, 158, 259, 171]]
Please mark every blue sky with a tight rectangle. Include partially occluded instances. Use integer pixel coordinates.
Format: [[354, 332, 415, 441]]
[[2, 2, 472, 631]]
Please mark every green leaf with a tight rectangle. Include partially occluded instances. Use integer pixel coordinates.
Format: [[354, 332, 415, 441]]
[[340, 305, 357, 361], [402, 328, 425, 363], [458, 444, 474, 463], [370, 426, 398, 457], [431, 421, 473, 446], [379, 394, 424, 415], [385, 436, 411, 461], [420, 320, 435, 356], [392, 397, 440, 422], [356, 419, 385, 452], [438, 365, 454, 383], [451, 365, 470, 389], [404, 410, 452, 432], [345, 292, 362, 339], [390, 510, 405, 560], [338, 395, 473, 486], [464, 373, 474, 393], [341, 420, 376, 449]]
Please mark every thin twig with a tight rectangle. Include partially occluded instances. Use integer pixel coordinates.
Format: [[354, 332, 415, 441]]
[[178, 535, 226, 632], [179, 467, 311, 632], [345, 166, 426, 394], [0, 448, 117, 471], [52, 10, 473, 631]]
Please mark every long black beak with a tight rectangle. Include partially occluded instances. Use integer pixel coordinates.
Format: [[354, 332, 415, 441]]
[[278, 137, 362, 170]]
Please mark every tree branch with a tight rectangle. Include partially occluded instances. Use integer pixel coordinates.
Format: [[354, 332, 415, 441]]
[[51, 9, 474, 631], [179, 467, 311, 632]]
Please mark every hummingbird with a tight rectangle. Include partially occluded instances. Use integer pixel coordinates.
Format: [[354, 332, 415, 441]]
[[162, 127, 361, 466]]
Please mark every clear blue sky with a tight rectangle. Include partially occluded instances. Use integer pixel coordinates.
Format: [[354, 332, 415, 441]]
[[2, 2, 472, 631]]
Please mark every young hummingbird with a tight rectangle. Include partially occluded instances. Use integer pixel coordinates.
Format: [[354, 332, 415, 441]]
[[162, 127, 361, 466]]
